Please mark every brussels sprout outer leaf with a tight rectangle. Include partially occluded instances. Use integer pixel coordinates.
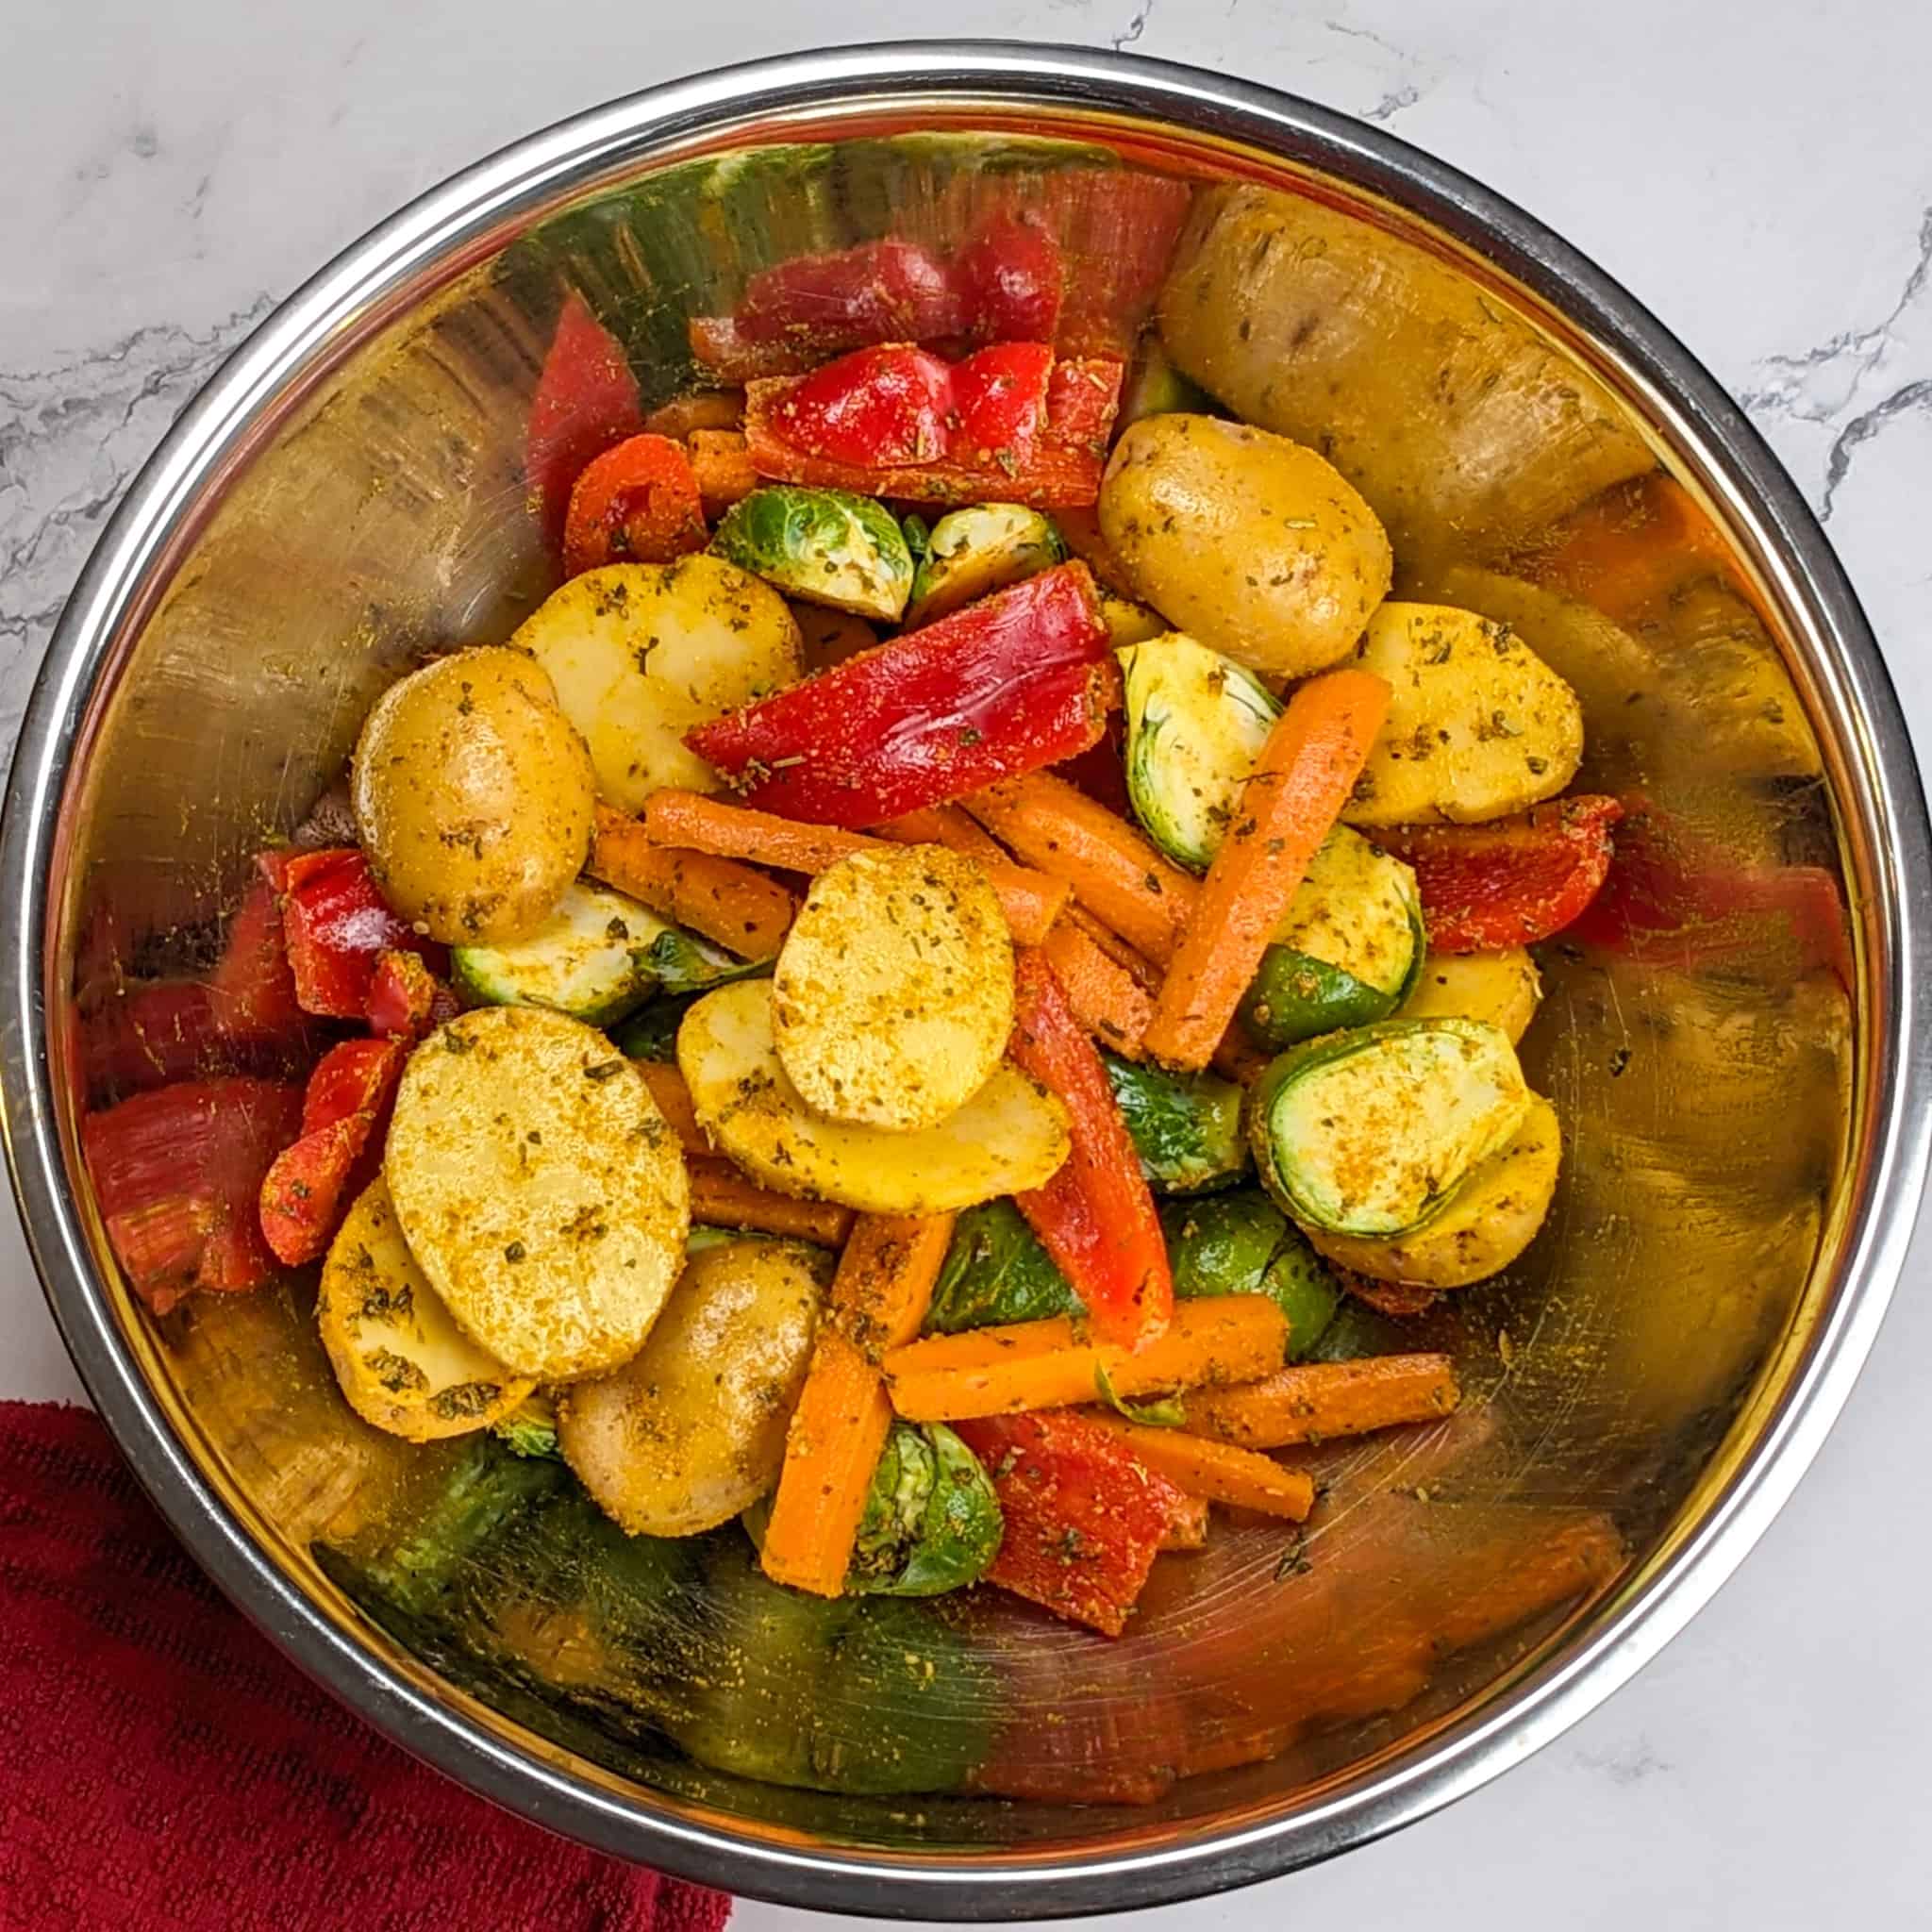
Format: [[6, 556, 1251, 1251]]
[[926, 1199, 1083, 1333], [1103, 1052, 1250, 1194], [891, 1424, 1005, 1595], [1240, 945, 1402, 1049]]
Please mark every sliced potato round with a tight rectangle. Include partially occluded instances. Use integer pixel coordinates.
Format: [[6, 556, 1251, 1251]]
[[351, 645, 595, 944], [512, 557, 803, 811], [1098, 414, 1392, 679], [1398, 947, 1542, 1043], [317, 1175, 536, 1441], [558, 1239, 823, 1537], [1307, 1095, 1560, 1289], [772, 845, 1013, 1131], [1342, 602, 1584, 826], [385, 1005, 690, 1382], [679, 979, 1069, 1214]]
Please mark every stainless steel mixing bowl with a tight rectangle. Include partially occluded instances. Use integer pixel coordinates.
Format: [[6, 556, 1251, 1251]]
[[4, 42, 1928, 1918]]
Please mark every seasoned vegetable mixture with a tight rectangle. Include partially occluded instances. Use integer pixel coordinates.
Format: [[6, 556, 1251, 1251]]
[[81, 163, 1817, 1804]]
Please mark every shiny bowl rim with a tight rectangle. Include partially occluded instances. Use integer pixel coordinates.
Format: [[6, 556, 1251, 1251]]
[[4, 40, 1928, 1919]]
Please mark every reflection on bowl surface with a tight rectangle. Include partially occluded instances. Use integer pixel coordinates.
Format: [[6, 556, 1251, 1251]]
[[16, 52, 1903, 1917]]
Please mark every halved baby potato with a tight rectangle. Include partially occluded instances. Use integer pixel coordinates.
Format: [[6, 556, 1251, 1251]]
[[513, 556, 802, 811], [679, 979, 1070, 1214], [1342, 602, 1584, 826], [1307, 1094, 1561, 1290], [384, 1005, 690, 1382], [558, 1238, 824, 1538], [1397, 947, 1543, 1044], [772, 845, 1013, 1131], [317, 1175, 535, 1441]]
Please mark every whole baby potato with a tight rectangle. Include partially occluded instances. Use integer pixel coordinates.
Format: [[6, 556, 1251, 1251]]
[[352, 645, 594, 943], [1098, 415, 1392, 678]]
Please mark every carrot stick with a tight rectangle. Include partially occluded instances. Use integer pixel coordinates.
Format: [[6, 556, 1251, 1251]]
[[687, 428, 759, 518], [1077, 1413, 1316, 1521], [1186, 1354, 1460, 1450], [589, 801, 793, 958], [643, 790, 1065, 944], [636, 1061, 711, 1157], [643, 391, 744, 440], [964, 771, 1197, 965], [875, 804, 1011, 868], [642, 789, 874, 876], [760, 1213, 953, 1596], [1144, 669, 1391, 1070], [882, 1297, 1286, 1424], [1040, 916, 1155, 1058], [688, 1160, 853, 1245]]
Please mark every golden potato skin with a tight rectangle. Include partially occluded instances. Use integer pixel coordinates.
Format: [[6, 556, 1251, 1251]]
[[352, 645, 594, 944], [1098, 415, 1391, 678], [1158, 185, 1652, 565], [558, 1240, 823, 1537]]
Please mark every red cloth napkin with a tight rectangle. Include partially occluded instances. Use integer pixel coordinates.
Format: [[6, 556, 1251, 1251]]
[[0, 1400, 734, 1932]]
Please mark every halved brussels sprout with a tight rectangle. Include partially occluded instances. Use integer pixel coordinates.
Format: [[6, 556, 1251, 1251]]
[[847, 1421, 1004, 1596], [1103, 1051, 1250, 1193], [1249, 1019, 1533, 1239], [710, 485, 915, 622], [902, 504, 1066, 629], [455, 880, 765, 1027], [1119, 632, 1280, 871], [1241, 827, 1426, 1049]]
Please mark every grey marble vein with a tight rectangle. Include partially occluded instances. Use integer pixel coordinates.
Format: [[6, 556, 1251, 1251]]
[[0, 295, 275, 746]]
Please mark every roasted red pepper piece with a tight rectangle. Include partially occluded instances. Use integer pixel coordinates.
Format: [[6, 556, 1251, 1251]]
[[953, 1409, 1189, 1637], [83, 1078, 304, 1313], [525, 294, 642, 550], [744, 352, 1123, 507], [951, 341, 1054, 463], [1008, 951, 1173, 1352], [208, 874, 307, 1038], [956, 212, 1064, 344], [736, 239, 963, 351], [766, 343, 955, 468], [258, 1038, 408, 1268], [1374, 796, 1624, 953], [687, 561, 1113, 826], [278, 848, 442, 1019], [1055, 710, 1134, 819], [365, 947, 441, 1038], [561, 433, 708, 576], [1566, 802, 1852, 987]]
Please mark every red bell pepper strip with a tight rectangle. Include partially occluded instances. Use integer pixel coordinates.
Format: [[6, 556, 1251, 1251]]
[[561, 433, 708, 576], [687, 561, 1113, 826], [1055, 711, 1135, 819], [365, 947, 441, 1038], [1008, 951, 1173, 1352], [955, 213, 1064, 345], [951, 341, 1054, 463], [953, 1409, 1190, 1637], [1565, 801, 1852, 988], [1374, 796, 1624, 953], [83, 1077, 304, 1313], [525, 294, 642, 550], [765, 344, 955, 469], [258, 1038, 408, 1268], [736, 239, 964, 351], [743, 352, 1124, 508], [276, 848, 444, 1020], [208, 874, 307, 1038]]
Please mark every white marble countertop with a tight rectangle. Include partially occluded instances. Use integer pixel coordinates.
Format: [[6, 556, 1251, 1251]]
[[5, 1, 1930, 1925]]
